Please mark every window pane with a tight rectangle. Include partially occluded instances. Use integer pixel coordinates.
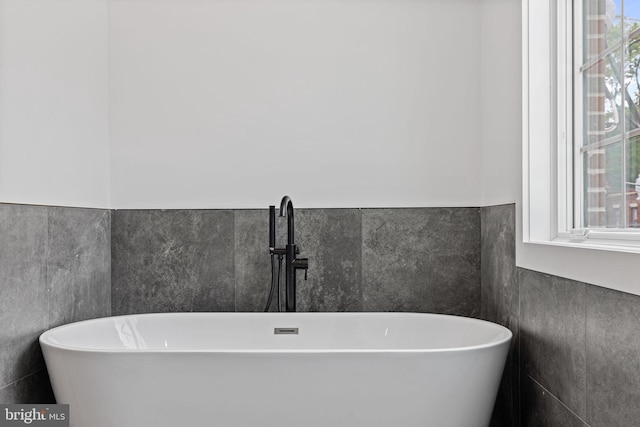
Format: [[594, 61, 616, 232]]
[[624, 14, 640, 132], [582, 139, 640, 229], [583, 0, 620, 59], [583, 147, 606, 227], [579, 0, 640, 228], [584, 136, 640, 229], [624, 0, 640, 37], [623, 1, 640, 228], [604, 143, 625, 227], [582, 0, 624, 148], [582, 58, 623, 148], [582, 0, 621, 228], [626, 135, 640, 227]]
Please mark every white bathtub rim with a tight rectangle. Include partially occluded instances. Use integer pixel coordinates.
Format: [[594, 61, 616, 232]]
[[39, 312, 512, 355]]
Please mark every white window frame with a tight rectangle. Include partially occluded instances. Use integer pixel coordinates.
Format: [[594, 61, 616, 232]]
[[524, 0, 640, 254]]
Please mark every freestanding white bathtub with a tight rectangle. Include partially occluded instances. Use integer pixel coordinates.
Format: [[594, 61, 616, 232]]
[[40, 313, 511, 427]]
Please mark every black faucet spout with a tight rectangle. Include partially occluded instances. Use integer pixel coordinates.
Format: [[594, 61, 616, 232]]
[[275, 195, 308, 312], [279, 196, 295, 246]]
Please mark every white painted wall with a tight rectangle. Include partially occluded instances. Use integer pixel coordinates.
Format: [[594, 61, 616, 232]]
[[479, 0, 522, 206], [0, 0, 110, 208], [108, 0, 483, 209]]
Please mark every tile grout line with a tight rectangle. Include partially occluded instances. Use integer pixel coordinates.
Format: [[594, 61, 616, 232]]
[[478, 207, 482, 320], [527, 374, 591, 427], [110, 210, 115, 316], [358, 208, 364, 311], [0, 370, 46, 392], [46, 207, 51, 331], [108, 210, 113, 317], [232, 210, 237, 312], [517, 268, 522, 426], [584, 284, 589, 426], [360, 208, 365, 311], [233, 210, 238, 312]]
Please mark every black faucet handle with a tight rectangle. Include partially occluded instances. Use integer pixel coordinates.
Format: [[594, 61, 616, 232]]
[[293, 257, 308, 269], [293, 257, 309, 280], [296, 258, 308, 281]]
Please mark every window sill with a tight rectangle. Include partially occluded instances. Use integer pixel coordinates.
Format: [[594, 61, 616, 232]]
[[528, 236, 640, 255], [518, 236, 640, 297]]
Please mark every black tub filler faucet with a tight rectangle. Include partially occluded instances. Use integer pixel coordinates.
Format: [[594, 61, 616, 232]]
[[268, 195, 309, 312]]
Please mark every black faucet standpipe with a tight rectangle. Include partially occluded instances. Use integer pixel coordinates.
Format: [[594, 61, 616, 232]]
[[269, 205, 276, 250], [268, 195, 308, 312]]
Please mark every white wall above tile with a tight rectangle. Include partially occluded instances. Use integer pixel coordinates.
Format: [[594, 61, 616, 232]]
[[0, 0, 510, 209], [108, 0, 483, 209], [0, 0, 110, 208], [479, 0, 522, 207]]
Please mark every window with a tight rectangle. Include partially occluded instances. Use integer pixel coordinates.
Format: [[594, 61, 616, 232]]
[[576, 0, 640, 231], [523, 0, 640, 296], [524, 0, 640, 250]]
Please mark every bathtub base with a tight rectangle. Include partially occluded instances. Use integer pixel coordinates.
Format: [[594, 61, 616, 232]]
[[46, 350, 505, 427]]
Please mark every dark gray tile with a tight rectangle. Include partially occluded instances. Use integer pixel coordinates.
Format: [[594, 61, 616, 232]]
[[0, 370, 55, 404], [488, 341, 520, 427], [489, 319, 520, 427], [0, 204, 48, 388], [234, 210, 273, 312], [521, 373, 588, 427], [294, 209, 362, 312], [0, 383, 8, 402], [362, 208, 480, 316], [521, 372, 546, 427], [586, 285, 640, 427], [111, 210, 235, 314], [481, 204, 519, 427], [520, 269, 587, 418], [481, 204, 517, 325], [47, 207, 111, 328]]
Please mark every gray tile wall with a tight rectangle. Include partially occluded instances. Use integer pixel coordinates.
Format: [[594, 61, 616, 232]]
[[15, 200, 638, 424], [111, 210, 235, 314], [481, 203, 640, 427], [481, 204, 519, 426], [363, 208, 480, 316], [2, 205, 481, 403], [111, 208, 481, 316], [0, 204, 111, 404]]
